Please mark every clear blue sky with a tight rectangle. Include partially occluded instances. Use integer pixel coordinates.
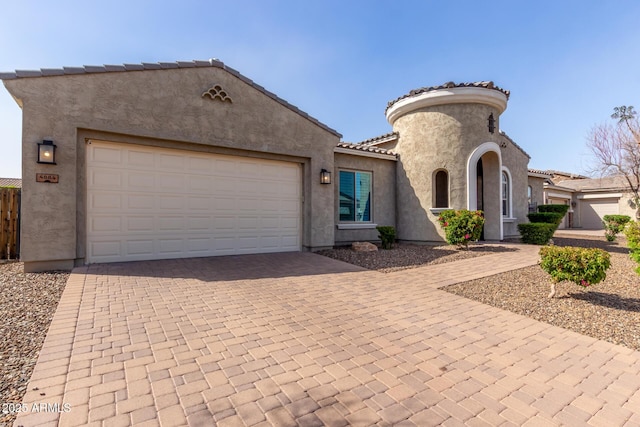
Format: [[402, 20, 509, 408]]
[[2, 0, 640, 179]]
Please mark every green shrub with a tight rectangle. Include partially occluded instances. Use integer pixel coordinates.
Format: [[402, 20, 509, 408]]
[[437, 210, 484, 250], [518, 223, 556, 244], [527, 212, 564, 225], [603, 214, 631, 241], [625, 221, 640, 274], [539, 246, 611, 297], [376, 226, 396, 250], [538, 204, 570, 215]]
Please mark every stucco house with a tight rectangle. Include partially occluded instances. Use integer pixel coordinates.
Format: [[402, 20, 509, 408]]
[[540, 172, 637, 229], [1, 59, 533, 272]]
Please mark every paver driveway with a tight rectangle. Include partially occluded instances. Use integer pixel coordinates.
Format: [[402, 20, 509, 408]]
[[14, 247, 640, 426]]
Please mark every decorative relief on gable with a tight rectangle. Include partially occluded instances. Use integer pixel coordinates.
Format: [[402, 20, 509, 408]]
[[201, 85, 233, 103]]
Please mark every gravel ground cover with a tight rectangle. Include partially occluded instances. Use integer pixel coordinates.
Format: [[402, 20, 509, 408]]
[[317, 243, 516, 272], [445, 234, 640, 351], [0, 262, 68, 427]]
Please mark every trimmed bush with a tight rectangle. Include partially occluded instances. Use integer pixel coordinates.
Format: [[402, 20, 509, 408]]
[[603, 214, 631, 241], [520, 204, 568, 245], [539, 246, 611, 297], [625, 221, 640, 274], [437, 210, 484, 250], [518, 223, 556, 245], [376, 226, 396, 250], [538, 204, 570, 215], [527, 212, 564, 225]]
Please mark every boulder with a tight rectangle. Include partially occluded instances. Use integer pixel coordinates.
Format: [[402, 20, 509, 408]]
[[352, 242, 378, 252]]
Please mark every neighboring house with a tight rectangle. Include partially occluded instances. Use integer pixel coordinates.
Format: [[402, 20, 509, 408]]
[[551, 175, 636, 229], [528, 169, 637, 229], [0, 177, 22, 188], [1, 60, 533, 272]]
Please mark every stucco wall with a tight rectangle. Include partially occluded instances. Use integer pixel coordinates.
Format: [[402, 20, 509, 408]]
[[527, 176, 546, 209], [333, 153, 396, 245], [500, 134, 530, 237], [4, 67, 339, 270], [391, 103, 506, 242]]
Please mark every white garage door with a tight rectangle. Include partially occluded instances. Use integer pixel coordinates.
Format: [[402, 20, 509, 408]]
[[580, 198, 619, 229], [87, 141, 301, 263]]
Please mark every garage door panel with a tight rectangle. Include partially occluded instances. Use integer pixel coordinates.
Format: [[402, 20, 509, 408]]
[[91, 169, 122, 188], [127, 150, 155, 167], [127, 172, 155, 189], [159, 154, 185, 170], [188, 197, 211, 210], [127, 216, 154, 232], [126, 240, 155, 255], [87, 141, 301, 263], [188, 176, 212, 192], [158, 216, 184, 231], [91, 241, 121, 258], [159, 195, 184, 210], [187, 217, 211, 231], [91, 146, 122, 164], [581, 198, 619, 229], [127, 194, 154, 210], [90, 193, 122, 210], [90, 216, 121, 233]]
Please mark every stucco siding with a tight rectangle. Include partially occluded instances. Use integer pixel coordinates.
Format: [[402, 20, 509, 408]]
[[4, 67, 339, 269], [392, 103, 505, 242], [333, 153, 396, 245], [500, 134, 530, 237]]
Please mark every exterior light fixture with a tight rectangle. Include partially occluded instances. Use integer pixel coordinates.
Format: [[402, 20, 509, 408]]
[[37, 140, 57, 164], [320, 169, 331, 184], [487, 113, 495, 134]]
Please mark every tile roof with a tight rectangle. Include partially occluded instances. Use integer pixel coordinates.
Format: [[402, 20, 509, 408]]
[[336, 142, 397, 158], [356, 132, 399, 146], [528, 168, 551, 176], [0, 59, 342, 138], [0, 177, 22, 188], [556, 175, 631, 192], [386, 81, 510, 112], [546, 170, 589, 180]]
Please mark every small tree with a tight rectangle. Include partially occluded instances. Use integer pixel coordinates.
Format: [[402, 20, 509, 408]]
[[437, 210, 484, 250], [587, 105, 640, 218], [539, 246, 611, 298], [602, 214, 631, 241]]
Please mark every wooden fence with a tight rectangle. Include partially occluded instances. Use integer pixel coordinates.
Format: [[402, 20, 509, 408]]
[[0, 188, 20, 259]]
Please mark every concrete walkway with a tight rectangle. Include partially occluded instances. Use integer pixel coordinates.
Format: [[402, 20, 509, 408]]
[[13, 244, 640, 426]]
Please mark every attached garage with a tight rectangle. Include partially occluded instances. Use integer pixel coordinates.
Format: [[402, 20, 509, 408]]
[[87, 140, 301, 263], [580, 198, 619, 229]]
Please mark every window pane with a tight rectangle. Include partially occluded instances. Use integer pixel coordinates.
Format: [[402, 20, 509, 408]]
[[502, 172, 509, 216], [435, 170, 448, 208], [355, 172, 371, 222], [339, 171, 355, 221]]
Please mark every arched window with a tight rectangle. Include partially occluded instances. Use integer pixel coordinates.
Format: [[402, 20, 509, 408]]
[[527, 185, 532, 204], [502, 172, 510, 216], [434, 170, 449, 208]]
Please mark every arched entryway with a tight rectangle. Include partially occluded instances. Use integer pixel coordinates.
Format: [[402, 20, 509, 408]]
[[467, 142, 502, 240]]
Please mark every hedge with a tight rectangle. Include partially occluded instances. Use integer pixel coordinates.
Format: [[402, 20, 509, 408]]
[[537, 204, 570, 215], [518, 223, 557, 245], [527, 212, 564, 225]]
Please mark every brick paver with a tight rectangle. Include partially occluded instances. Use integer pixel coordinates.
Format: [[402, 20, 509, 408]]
[[13, 244, 640, 426]]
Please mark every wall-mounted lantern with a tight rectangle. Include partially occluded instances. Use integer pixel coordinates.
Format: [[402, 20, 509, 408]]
[[487, 113, 495, 134], [320, 169, 331, 184], [37, 140, 57, 164]]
